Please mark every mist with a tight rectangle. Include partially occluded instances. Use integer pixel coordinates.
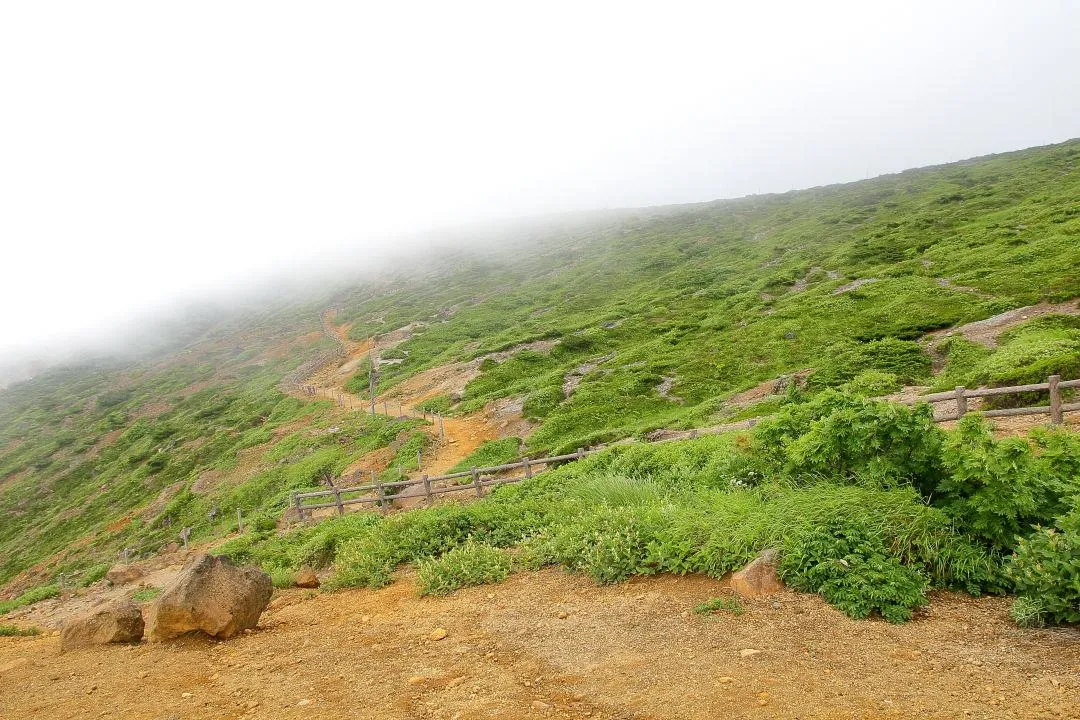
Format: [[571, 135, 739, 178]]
[[2, 1, 1079, 374]]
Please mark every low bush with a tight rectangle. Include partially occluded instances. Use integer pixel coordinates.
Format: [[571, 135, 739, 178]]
[[779, 516, 929, 623], [416, 541, 512, 595], [1007, 507, 1080, 627], [0, 624, 40, 637]]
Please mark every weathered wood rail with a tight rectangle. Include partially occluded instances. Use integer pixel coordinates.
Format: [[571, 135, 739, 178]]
[[291, 375, 1079, 521], [291, 448, 593, 520], [909, 374, 1080, 423]]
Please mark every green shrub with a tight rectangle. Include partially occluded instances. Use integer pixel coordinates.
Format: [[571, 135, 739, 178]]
[[842, 370, 902, 397], [416, 541, 512, 595], [0, 624, 40, 637], [416, 395, 452, 414], [0, 584, 60, 615], [937, 416, 1059, 551], [1007, 507, 1080, 626], [130, 587, 161, 602], [449, 438, 523, 473], [779, 517, 929, 623]]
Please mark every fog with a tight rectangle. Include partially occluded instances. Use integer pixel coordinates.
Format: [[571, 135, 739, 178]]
[[1, 1, 1078, 373]]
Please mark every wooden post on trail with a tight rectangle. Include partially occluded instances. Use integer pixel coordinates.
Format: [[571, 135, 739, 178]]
[[522, 457, 532, 479], [417, 449, 422, 469], [237, 507, 243, 533], [382, 401, 388, 415], [180, 526, 192, 548], [369, 370, 376, 416], [292, 492, 303, 523], [472, 467, 484, 497], [334, 487, 344, 516], [422, 474, 432, 503], [438, 414, 445, 440], [1049, 374, 1063, 425], [576, 447, 585, 461], [954, 386, 968, 418]]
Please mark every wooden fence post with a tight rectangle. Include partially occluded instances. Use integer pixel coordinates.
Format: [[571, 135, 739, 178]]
[[292, 492, 304, 523], [423, 474, 432, 503], [522, 457, 532, 479], [377, 480, 389, 515], [417, 449, 422, 469], [237, 507, 243, 533], [954, 386, 968, 418], [576, 447, 585, 461], [1049, 374, 1063, 425], [438, 414, 445, 440], [334, 487, 344, 516], [472, 467, 484, 497]]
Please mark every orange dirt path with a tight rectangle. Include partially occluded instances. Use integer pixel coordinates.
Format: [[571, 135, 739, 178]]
[[2, 570, 1078, 719]]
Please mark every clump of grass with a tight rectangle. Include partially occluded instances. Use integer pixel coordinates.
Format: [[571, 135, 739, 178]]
[[693, 596, 744, 616], [0, 624, 41, 637], [448, 437, 523, 473], [0, 584, 60, 615], [416, 541, 512, 596], [130, 587, 161, 602]]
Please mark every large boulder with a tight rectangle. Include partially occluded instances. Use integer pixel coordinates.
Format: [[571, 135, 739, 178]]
[[146, 554, 272, 641], [61, 600, 144, 651], [731, 549, 784, 599]]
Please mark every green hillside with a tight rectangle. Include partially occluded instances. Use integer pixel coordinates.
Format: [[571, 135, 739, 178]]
[[2, 139, 1079, 625]]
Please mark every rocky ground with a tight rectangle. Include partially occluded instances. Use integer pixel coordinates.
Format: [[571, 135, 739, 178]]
[[2, 569, 1078, 720]]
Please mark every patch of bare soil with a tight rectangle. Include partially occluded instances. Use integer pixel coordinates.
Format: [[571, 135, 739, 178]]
[[2, 570, 1078, 719], [925, 300, 1080, 349]]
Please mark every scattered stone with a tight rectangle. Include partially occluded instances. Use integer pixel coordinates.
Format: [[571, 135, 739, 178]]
[[428, 627, 448, 642], [531, 700, 552, 711], [138, 671, 149, 679], [556, 611, 568, 620], [718, 676, 734, 684], [105, 564, 145, 587], [739, 648, 762, 658], [731, 549, 783, 599], [61, 601, 145, 651], [446, 676, 467, 689], [181, 692, 193, 699], [146, 554, 272, 641], [294, 567, 320, 589], [408, 676, 427, 686], [361, 615, 371, 623], [297, 699, 311, 706]]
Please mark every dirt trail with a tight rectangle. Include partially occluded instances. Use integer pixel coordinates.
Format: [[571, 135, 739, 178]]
[[925, 299, 1080, 350], [2, 570, 1078, 720]]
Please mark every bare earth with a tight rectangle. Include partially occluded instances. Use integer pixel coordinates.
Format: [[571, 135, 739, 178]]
[[2, 570, 1078, 720]]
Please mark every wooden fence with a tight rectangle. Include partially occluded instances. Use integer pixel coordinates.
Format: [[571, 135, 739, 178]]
[[291, 448, 593, 520], [909, 374, 1080, 423], [291, 375, 1079, 521]]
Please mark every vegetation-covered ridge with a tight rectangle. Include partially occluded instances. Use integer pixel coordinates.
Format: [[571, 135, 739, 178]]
[[2, 139, 1079, 620]]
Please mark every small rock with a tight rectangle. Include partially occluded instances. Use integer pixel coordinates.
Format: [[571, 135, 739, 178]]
[[181, 692, 193, 699], [61, 601, 145, 651], [294, 567, 320, 589], [297, 698, 311, 706], [556, 611, 568, 620], [731, 549, 784, 599], [740, 648, 762, 658], [361, 615, 371, 623], [718, 676, 734, 684], [428, 627, 448, 641], [408, 676, 427, 686], [137, 671, 148, 679], [446, 676, 466, 689], [531, 700, 552, 711]]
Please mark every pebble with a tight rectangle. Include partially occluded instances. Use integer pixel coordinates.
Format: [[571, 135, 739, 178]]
[[181, 692, 193, 699], [718, 676, 734, 684], [297, 699, 311, 706], [531, 700, 552, 711], [740, 649, 762, 658], [556, 611, 568, 620], [446, 676, 467, 689], [408, 676, 427, 685], [429, 627, 448, 641]]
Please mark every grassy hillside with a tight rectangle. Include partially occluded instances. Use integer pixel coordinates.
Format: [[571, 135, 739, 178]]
[[327, 140, 1080, 453], [2, 139, 1079, 615]]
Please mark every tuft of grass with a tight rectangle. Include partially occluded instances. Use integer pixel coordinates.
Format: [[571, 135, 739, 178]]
[[693, 596, 744, 616], [130, 587, 161, 602], [0, 624, 41, 637]]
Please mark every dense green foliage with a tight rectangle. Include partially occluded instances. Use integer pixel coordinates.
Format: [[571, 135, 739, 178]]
[[1007, 506, 1080, 627], [416, 540, 512, 595], [448, 437, 523, 473]]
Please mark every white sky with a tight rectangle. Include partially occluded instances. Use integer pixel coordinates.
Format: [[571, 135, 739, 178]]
[[1, 1, 1079, 359]]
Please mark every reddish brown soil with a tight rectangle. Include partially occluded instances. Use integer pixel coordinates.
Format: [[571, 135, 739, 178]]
[[2, 570, 1078, 719]]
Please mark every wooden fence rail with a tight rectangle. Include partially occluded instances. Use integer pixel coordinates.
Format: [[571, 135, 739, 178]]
[[291, 447, 590, 520], [908, 374, 1080, 423], [290, 376, 1078, 522]]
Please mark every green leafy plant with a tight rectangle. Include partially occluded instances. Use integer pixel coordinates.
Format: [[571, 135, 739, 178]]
[[416, 540, 512, 595], [130, 587, 161, 602], [1007, 507, 1080, 627], [0, 624, 41, 637], [780, 517, 929, 623]]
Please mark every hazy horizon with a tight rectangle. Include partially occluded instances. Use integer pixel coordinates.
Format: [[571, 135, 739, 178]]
[[2, 1, 1079, 366]]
